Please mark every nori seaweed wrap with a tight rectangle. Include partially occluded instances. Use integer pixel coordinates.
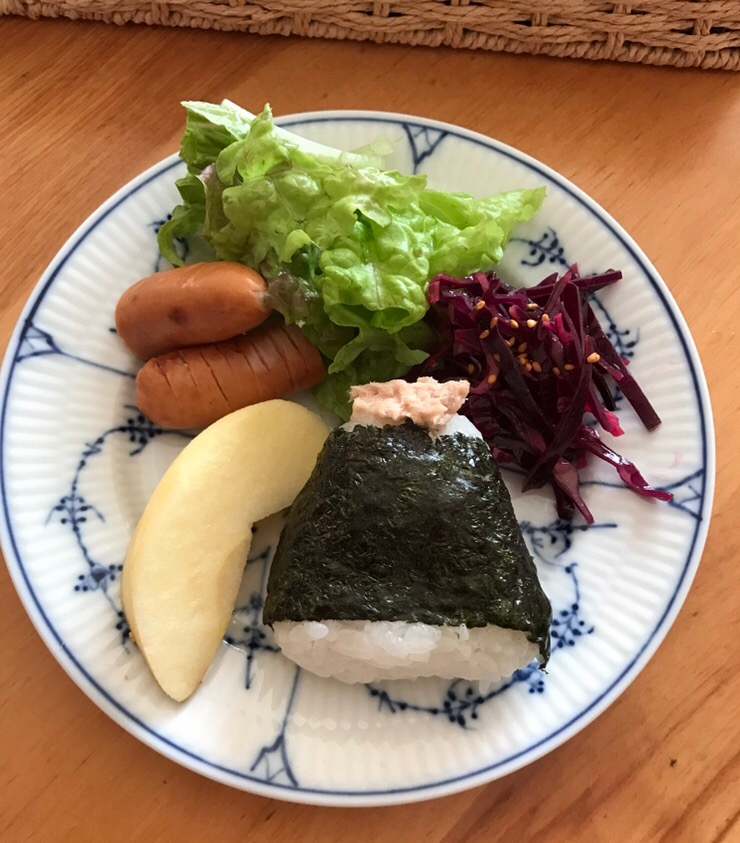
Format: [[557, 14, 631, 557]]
[[264, 379, 551, 684]]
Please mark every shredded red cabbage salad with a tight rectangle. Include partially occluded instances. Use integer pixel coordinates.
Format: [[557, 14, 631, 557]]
[[415, 266, 672, 523]]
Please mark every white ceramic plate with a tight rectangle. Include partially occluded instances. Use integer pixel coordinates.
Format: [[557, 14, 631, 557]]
[[0, 111, 714, 806]]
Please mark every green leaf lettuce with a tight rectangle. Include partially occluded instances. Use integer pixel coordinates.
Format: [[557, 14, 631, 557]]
[[159, 102, 545, 418]]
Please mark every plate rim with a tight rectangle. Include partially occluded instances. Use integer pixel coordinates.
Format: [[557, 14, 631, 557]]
[[0, 109, 716, 807]]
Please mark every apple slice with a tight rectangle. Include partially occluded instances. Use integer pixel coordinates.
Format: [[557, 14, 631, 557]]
[[121, 399, 329, 701]]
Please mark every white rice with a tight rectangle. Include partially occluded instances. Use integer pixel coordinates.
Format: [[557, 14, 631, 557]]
[[341, 411, 482, 440], [273, 620, 539, 684]]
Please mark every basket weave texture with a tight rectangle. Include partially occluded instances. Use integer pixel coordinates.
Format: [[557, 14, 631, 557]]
[[3, 0, 740, 70]]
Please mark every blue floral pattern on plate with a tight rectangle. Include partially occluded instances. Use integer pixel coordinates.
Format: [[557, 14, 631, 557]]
[[0, 113, 712, 804]]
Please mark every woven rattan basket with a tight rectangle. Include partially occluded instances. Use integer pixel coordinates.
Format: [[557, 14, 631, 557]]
[[3, 1, 739, 70]]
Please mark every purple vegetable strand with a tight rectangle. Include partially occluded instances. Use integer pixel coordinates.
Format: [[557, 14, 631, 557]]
[[416, 266, 672, 523]]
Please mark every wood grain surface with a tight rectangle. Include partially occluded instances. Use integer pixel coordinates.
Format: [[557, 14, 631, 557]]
[[1, 17, 738, 843]]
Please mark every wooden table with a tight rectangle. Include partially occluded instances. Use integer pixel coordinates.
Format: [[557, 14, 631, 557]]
[[1, 16, 738, 843]]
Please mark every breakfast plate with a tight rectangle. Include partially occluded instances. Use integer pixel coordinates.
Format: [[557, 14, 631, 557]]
[[0, 111, 714, 806]]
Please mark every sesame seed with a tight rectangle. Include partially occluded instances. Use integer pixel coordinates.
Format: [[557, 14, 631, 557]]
[[479, 329, 490, 340], [564, 363, 576, 371], [518, 342, 528, 353], [527, 302, 538, 310], [542, 313, 550, 322], [487, 373, 497, 385], [552, 367, 561, 376], [490, 316, 499, 329], [506, 337, 516, 347], [475, 300, 486, 311], [493, 353, 501, 362], [532, 361, 542, 373], [526, 319, 537, 329], [509, 319, 519, 329], [467, 363, 475, 375], [587, 352, 601, 364], [518, 354, 529, 366], [525, 363, 533, 372]]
